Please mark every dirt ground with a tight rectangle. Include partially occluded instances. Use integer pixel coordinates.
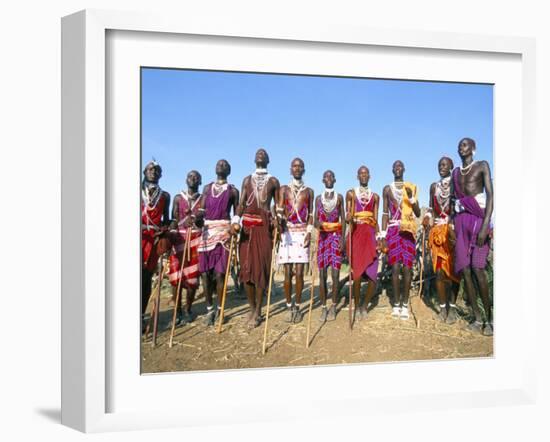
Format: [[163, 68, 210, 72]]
[[141, 267, 493, 373]]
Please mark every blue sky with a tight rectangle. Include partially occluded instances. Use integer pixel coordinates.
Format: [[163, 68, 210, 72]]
[[141, 68, 493, 206]]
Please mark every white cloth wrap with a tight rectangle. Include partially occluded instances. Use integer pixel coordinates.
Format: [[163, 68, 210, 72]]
[[454, 192, 486, 213], [276, 223, 310, 264]]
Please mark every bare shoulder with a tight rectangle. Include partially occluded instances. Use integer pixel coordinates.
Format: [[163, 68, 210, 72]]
[[477, 160, 491, 171], [345, 189, 354, 199], [373, 192, 380, 202], [430, 182, 437, 192], [382, 184, 390, 195], [270, 176, 281, 187], [162, 190, 171, 200]]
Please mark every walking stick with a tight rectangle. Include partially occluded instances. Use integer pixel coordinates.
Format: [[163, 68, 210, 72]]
[[262, 225, 279, 355], [418, 227, 426, 299], [152, 254, 166, 347], [413, 226, 427, 329], [217, 235, 235, 334], [186, 227, 192, 261], [168, 228, 191, 348], [306, 231, 319, 348], [144, 258, 168, 339], [348, 196, 355, 331]]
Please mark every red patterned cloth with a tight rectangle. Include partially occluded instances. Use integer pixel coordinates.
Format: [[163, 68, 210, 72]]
[[316, 199, 342, 270], [141, 195, 168, 272], [346, 192, 378, 280], [167, 192, 202, 289], [387, 200, 415, 269]]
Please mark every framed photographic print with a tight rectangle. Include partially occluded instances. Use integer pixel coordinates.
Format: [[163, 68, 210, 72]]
[[61, 9, 537, 432]]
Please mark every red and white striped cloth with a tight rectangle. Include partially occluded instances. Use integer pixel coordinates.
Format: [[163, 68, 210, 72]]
[[198, 219, 231, 253], [167, 227, 202, 289]]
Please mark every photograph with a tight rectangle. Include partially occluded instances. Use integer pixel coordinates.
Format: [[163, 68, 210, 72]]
[[139, 67, 494, 373]]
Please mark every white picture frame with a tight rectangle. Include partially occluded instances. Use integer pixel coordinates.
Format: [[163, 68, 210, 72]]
[[61, 9, 537, 433]]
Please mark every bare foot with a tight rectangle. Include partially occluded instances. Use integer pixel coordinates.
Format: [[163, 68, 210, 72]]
[[467, 320, 483, 334], [446, 306, 459, 325], [247, 314, 262, 329], [437, 307, 447, 323]]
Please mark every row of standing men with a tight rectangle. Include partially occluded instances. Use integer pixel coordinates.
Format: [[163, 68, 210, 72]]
[[141, 138, 493, 337]]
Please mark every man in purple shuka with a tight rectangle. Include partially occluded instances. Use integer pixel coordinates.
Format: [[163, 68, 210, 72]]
[[196, 159, 239, 326], [451, 138, 494, 336]]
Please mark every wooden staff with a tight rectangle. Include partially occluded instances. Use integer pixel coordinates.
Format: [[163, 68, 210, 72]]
[[151, 254, 166, 347], [306, 230, 319, 348], [262, 225, 279, 355], [412, 226, 427, 329], [168, 228, 191, 348], [216, 235, 235, 333], [418, 227, 426, 299], [144, 258, 168, 339], [186, 227, 192, 261], [348, 194, 356, 331]]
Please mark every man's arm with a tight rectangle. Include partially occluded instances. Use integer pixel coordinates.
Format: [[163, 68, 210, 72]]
[[171, 195, 180, 223], [236, 177, 249, 218], [307, 188, 314, 225], [345, 189, 354, 223], [230, 185, 240, 217], [274, 180, 284, 230], [230, 177, 248, 234], [423, 182, 436, 228], [338, 194, 346, 252], [409, 184, 421, 218], [478, 161, 494, 246], [449, 170, 457, 219], [373, 193, 380, 232], [428, 183, 435, 212], [195, 185, 209, 228], [303, 188, 314, 248], [313, 195, 321, 229], [381, 186, 389, 232], [162, 192, 171, 226]]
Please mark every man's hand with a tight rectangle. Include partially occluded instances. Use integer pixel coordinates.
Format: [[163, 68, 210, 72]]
[[422, 214, 431, 229], [184, 216, 194, 228], [477, 226, 489, 247], [448, 224, 456, 244], [304, 232, 311, 248], [405, 186, 413, 199], [230, 223, 241, 236]]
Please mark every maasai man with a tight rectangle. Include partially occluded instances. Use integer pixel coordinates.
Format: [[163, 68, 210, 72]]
[[451, 138, 493, 335], [424, 157, 460, 323], [196, 160, 239, 326], [276, 158, 314, 323], [141, 161, 171, 321], [167, 170, 202, 325], [231, 149, 280, 328], [314, 170, 345, 322], [381, 160, 421, 320], [346, 166, 380, 321]]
